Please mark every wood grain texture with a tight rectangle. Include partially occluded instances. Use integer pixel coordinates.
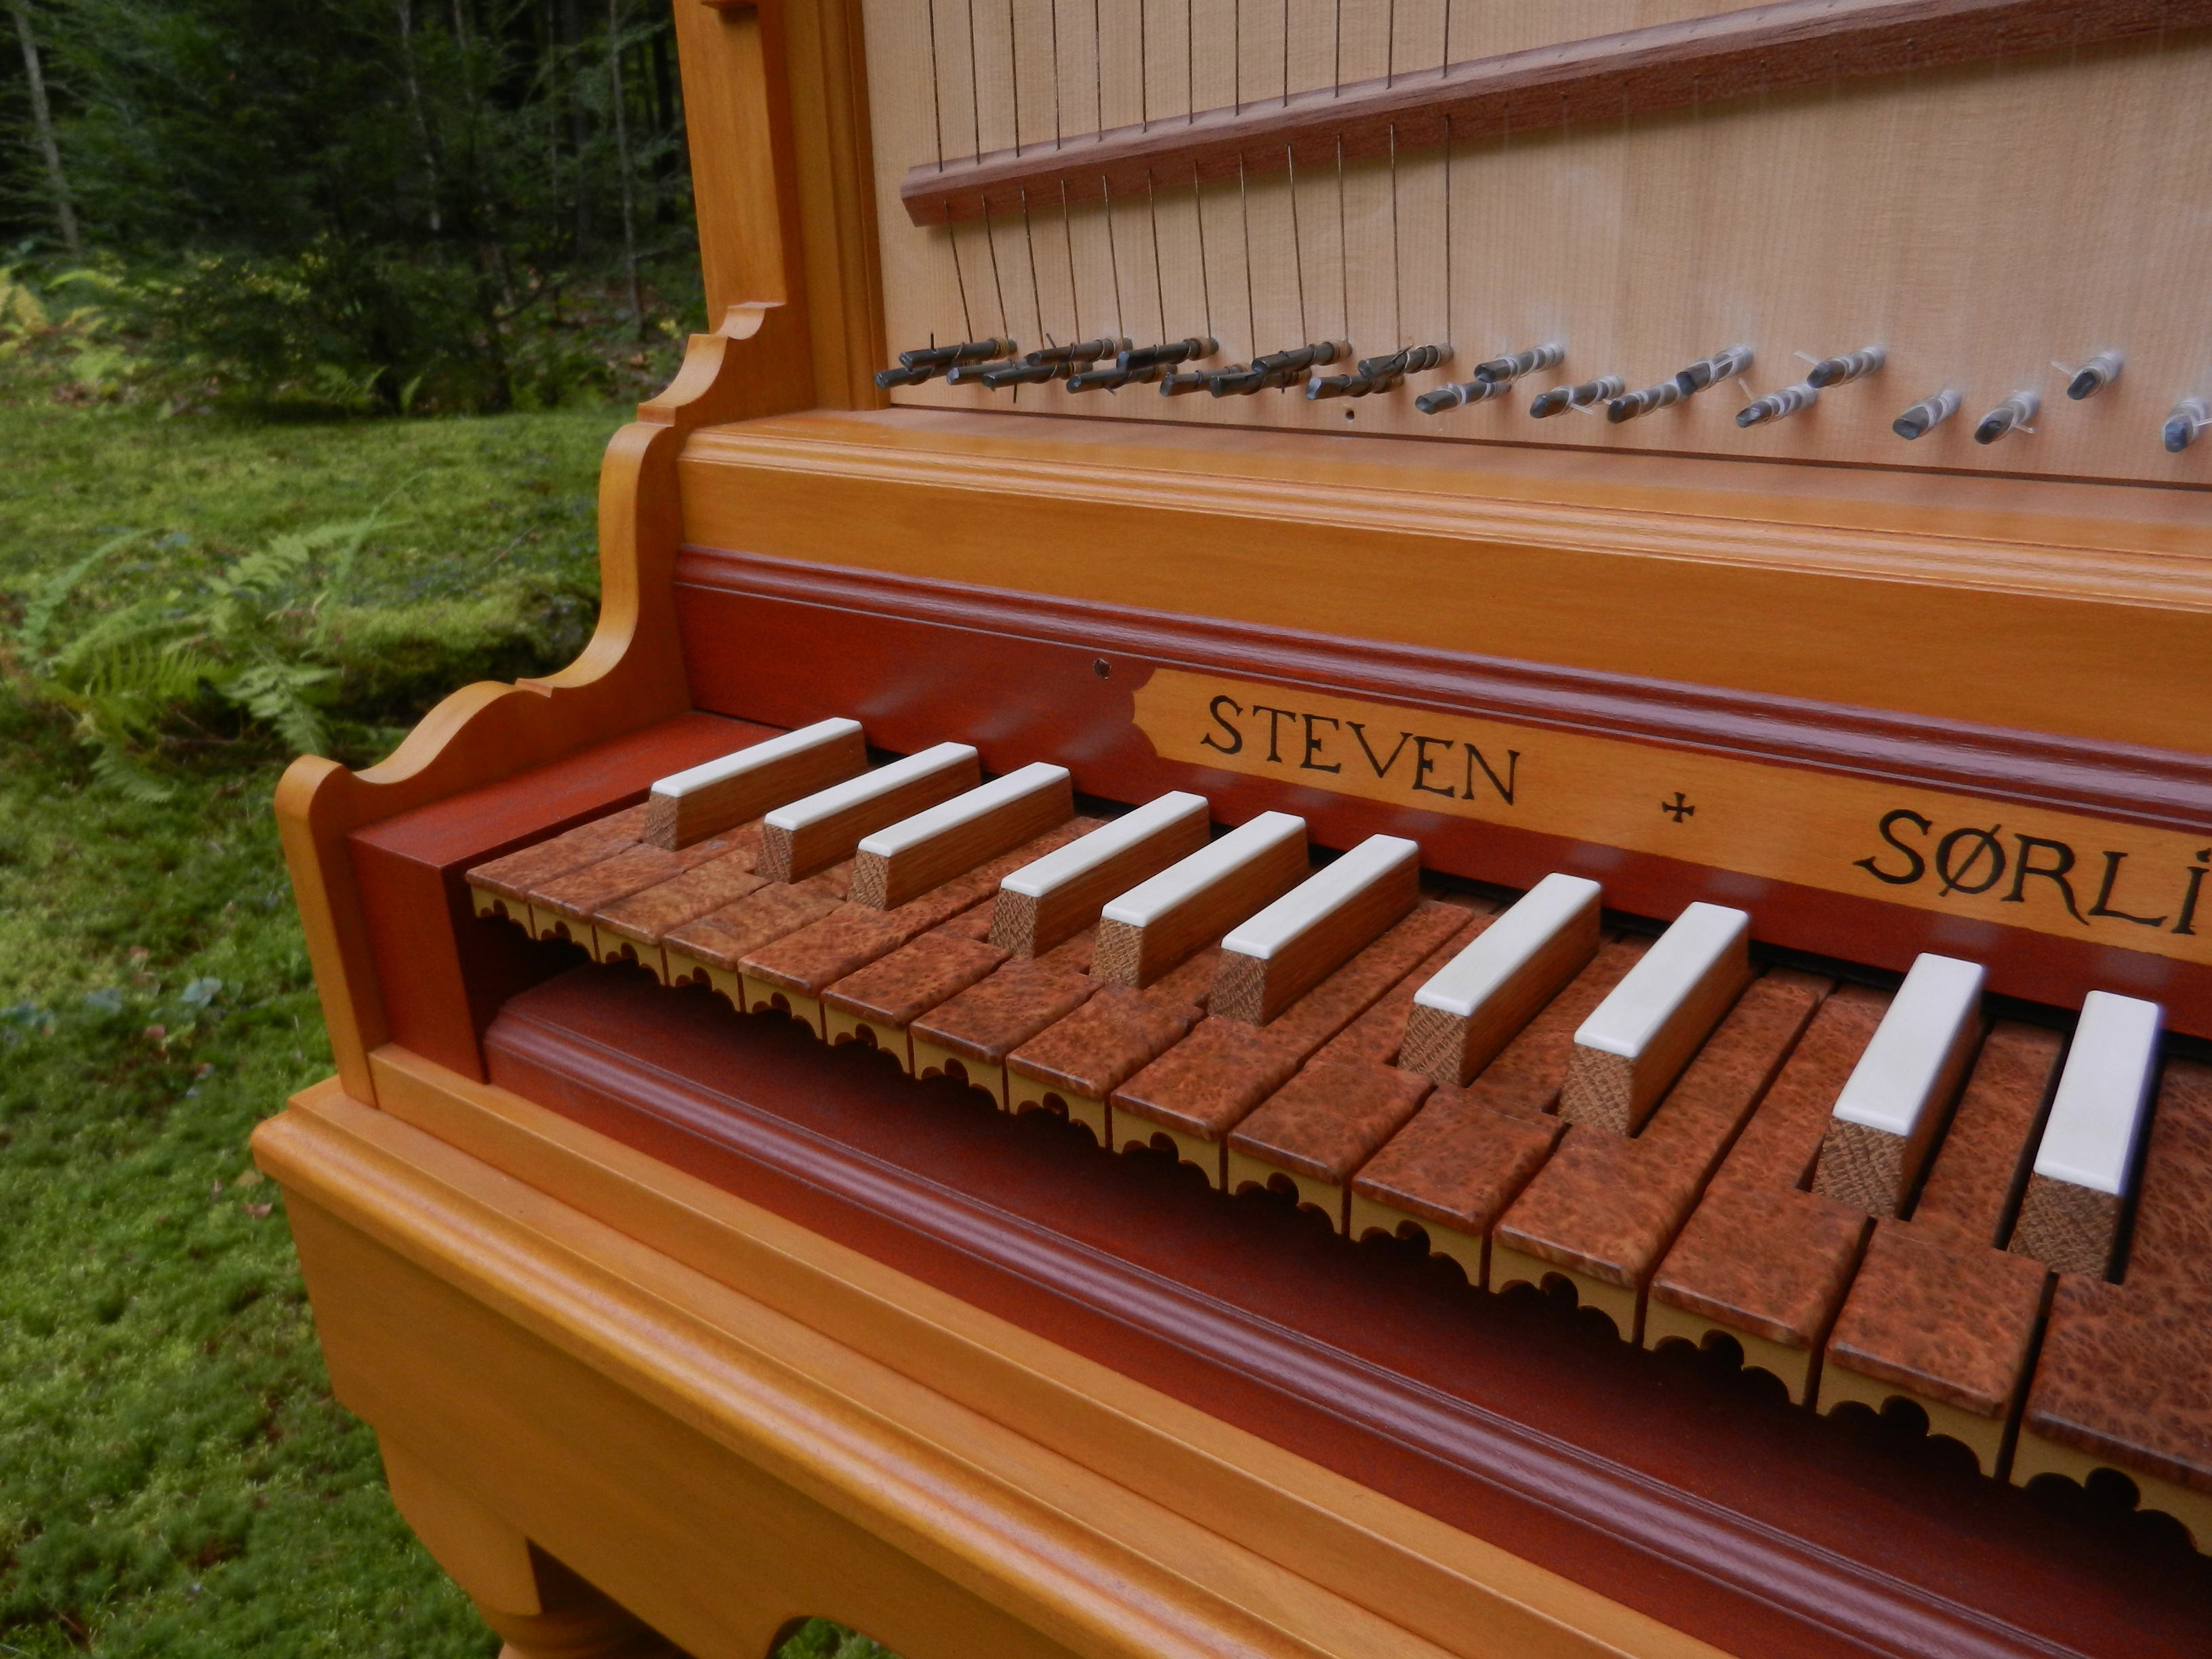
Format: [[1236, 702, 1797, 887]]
[[901, 1, 2208, 219], [642, 718, 867, 848], [989, 794, 1212, 958], [2009, 1172, 2124, 1277], [1092, 817, 1309, 989], [849, 764, 1072, 909], [1401, 876, 1603, 1088], [758, 746, 980, 882], [428, 971, 2212, 1656], [867, 0, 2212, 485], [1210, 838, 1420, 1025]]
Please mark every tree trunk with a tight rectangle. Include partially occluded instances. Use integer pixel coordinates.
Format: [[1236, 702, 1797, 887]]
[[607, 0, 642, 334], [394, 0, 443, 234], [7, 0, 82, 256]]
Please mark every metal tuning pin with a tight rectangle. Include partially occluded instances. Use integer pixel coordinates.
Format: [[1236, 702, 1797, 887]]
[[1158, 369, 1212, 396], [1357, 344, 1452, 379], [1529, 375, 1624, 419], [1973, 390, 2039, 445], [1209, 342, 1351, 397], [1736, 382, 1819, 428], [1067, 362, 1169, 393], [2064, 351, 2124, 401], [945, 357, 1025, 386], [979, 337, 1128, 390], [1305, 371, 1380, 400], [874, 365, 938, 389], [1674, 344, 1755, 396], [1472, 342, 1564, 384], [1033, 336, 1128, 367], [1118, 336, 1218, 372], [1416, 377, 1514, 415], [898, 337, 1017, 372], [1606, 380, 1684, 423], [1313, 344, 1450, 401], [2163, 397, 2209, 453], [1891, 388, 1962, 441], [1803, 345, 1885, 388]]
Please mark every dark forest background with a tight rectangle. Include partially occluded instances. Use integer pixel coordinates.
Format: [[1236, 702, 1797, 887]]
[[1, 0, 703, 413]]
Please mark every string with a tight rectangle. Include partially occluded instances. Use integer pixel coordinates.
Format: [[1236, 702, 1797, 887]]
[[1139, 0, 1149, 130], [947, 203, 975, 340], [1007, 0, 1021, 155], [1060, 176, 1082, 340], [1441, 0, 1450, 78], [1050, 0, 1062, 144], [1147, 170, 1168, 341], [1021, 186, 1046, 346], [1335, 133, 1348, 341], [1387, 0, 1397, 88], [1333, 0, 1342, 96], [1190, 162, 1212, 342], [982, 196, 1010, 339], [1279, 0, 1288, 107], [1286, 142, 1308, 344], [1092, 0, 1103, 132], [1233, 0, 1242, 114], [1103, 173, 1126, 340], [1389, 123, 1401, 348], [1442, 113, 1452, 350], [966, 0, 983, 161], [1186, 0, 1194, 125], [926, 0, 946, 169], [1238, 153, 1257, 359]]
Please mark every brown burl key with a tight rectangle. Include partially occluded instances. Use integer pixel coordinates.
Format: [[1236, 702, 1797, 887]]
[[1346, 935, 1653, 1286], [822, 905, 1005, 1069], [1644, 984, 1890, 1404], [1111, 900, 1472, 1185], [661, 864, 854, 1007], [590, 827, 773, 980], [2012, 1059, 2212, 1547], [909, 931, 1101, 1106], [467, 804, 651, 932], [740, 818, 1097, 1036], [1225, 905, 1497, 1226], [1816, 1021, 2062, 1474], [1491, 968, 1830, 1341], [1005, 946, 1225, 1145], [524, 826, 758, 954]]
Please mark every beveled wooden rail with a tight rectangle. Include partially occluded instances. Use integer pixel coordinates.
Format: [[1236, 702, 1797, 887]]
[[901, 0, 2212, 225]]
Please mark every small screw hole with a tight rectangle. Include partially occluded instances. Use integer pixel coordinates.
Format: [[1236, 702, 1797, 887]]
[[1343, 409, 1355, 420], [1092, 657, 1111, 679]]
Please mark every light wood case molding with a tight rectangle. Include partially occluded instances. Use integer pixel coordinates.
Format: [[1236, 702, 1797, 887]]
[[276, 0, 883, 1101], [257, 1045, 1723, 1659]]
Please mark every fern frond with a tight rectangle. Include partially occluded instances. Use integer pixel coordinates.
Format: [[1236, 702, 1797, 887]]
[[16, 531, 147, 658], [88, 745, 176, 804]]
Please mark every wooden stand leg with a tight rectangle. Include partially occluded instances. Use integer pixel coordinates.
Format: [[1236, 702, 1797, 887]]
[[383, 1439, 687, 1659]]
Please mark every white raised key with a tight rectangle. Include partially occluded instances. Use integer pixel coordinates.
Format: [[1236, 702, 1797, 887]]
[[757, 742, 980, 882], [850, 761, 1073, 909], [991, 792, 1212, 956], [1401, 872, 1603, 1087], [642, 717, 868, 849], [1212, 835, 1422, 1024], [1093, 811, 1308, 989], [1559, 901, 1752, 1133], [2010, 991, 2162, 1277], [1813, 953, 1986, 1217]]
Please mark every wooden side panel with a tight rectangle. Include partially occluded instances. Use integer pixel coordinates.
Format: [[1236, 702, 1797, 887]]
[[348, 712, 769, 1080]]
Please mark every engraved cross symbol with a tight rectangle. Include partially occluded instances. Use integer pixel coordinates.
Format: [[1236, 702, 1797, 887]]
[[1662, 792, 1696, 823]]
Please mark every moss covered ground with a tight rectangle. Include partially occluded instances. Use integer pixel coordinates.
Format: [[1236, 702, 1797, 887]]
[[0, 390, 888, 1657]]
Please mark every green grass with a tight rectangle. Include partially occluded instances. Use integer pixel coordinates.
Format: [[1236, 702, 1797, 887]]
[[0, 382, 890, 1656]]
